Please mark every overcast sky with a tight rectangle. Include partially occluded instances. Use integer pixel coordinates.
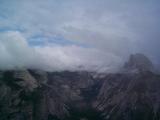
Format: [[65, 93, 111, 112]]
[[0, 0, 159, 71]]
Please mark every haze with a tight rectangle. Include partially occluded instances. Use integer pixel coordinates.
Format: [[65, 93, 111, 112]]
[[0, 0, 159, 71]]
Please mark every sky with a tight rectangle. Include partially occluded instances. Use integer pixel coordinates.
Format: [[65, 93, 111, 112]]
[[0, 0, 160, 71]]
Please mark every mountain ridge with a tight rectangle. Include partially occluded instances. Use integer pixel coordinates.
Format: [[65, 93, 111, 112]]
[[0, 54, 160, 120]]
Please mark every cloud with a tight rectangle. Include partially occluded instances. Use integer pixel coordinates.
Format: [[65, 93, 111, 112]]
[[0, 0, 159, 71], [0, 31, 38, 70], [0, 31, 122, 71]]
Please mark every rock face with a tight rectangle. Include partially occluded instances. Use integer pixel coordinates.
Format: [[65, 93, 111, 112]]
[[0, 70, 100, 120], [95, 72, 160, 120], [0, 54, 160, 120], [124, 53, 154, 72]]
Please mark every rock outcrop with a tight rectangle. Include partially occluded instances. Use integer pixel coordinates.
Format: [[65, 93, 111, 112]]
[[124, 53, 154, 72], [95, 72, 160, 120]]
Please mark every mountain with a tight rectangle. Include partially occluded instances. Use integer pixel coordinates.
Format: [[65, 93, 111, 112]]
[[124, 53, 154, 72], [95, 72, 160, 120], [0, 54, 159, 120]]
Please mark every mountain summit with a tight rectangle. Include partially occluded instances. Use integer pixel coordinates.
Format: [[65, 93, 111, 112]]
[[124, 53, 154, 72]]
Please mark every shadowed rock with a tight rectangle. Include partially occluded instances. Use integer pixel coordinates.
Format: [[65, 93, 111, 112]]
[[0, 54, 159, 120], [124, 53, 154, 72]]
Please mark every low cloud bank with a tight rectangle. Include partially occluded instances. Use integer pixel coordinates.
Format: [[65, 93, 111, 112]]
[[0, 31, 122, 72]]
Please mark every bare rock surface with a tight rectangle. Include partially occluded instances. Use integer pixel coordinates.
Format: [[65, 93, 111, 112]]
[[124, 53, 154, 72]]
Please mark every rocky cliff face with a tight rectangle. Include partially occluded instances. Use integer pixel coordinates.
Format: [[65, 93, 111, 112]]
[[124, 53, 154, 72], [94, 72, 160, 120], [0, 54, 159, 120]]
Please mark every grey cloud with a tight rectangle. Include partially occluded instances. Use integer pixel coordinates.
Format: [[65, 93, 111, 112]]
[[0, 31, 122, 72], [0, 0, 159, 71]]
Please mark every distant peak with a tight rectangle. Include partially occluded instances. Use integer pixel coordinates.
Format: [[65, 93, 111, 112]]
[[124, 53, 154, 72]]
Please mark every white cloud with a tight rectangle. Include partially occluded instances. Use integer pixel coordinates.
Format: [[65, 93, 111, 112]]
[[0, 0, 159, 70], [0, 31, 38, 69], [0, 31, 122, 71]]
